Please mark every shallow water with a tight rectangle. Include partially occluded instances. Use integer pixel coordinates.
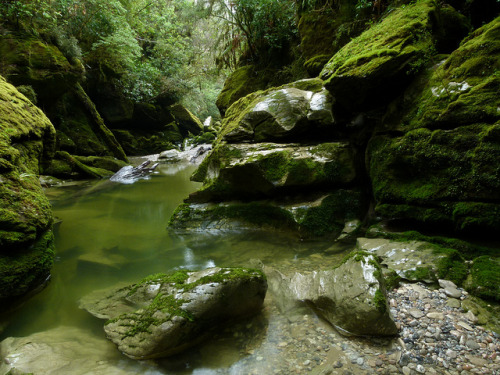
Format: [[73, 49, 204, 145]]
[[1, 162, 360, 374]]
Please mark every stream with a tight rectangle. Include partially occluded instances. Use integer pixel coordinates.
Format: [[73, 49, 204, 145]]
[[0, 158, 388, 375]]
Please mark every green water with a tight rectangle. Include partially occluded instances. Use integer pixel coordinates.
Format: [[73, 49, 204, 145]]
[[1, 162, 352, 374]]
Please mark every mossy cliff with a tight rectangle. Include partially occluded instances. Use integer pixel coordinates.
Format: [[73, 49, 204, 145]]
[[368, 16, 500, 234], [0, 33, 84, 103], [0, 75, 55, 302]]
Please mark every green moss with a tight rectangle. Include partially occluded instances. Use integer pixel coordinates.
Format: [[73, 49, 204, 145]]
[[436, 250, 468, 285], [0, 230, 55, 301], [467, 256, 500, 301], [405, 266, 435, 281], [298, 190, 362, 237], [374, 289, 387, 313], [320, 0, 438, 109], [385, 270, 402, 290], [51, 151, 112, 179], [334, 250, 373, 270], [213, 203, 297, 230], [368, 122, 500, 232], [111, 268, 265, 337], [258, 151, 291, 182], [403, 16, 500, 130], [73, 83, 128, 162], [0, 34, 83, 100], [216, 66, 276, 115]]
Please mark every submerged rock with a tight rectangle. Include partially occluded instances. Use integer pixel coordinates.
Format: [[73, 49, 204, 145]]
[[0, 326, 141, 375], [265, 252, 397, 336], [80, 267, 267, 359]]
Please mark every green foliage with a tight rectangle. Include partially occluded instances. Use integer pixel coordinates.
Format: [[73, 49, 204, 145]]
[[209, 0, 298, 66]]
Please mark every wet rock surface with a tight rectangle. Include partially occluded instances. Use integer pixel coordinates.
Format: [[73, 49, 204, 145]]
[[264, 253, 397, 336], [80, 267, 267, 359]]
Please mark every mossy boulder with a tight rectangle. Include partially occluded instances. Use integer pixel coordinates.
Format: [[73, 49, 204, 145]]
[[219, 79, 334, 143], [79, 268, 267, 359], [320, 0, 442, 111], [112, 128, 178, 156], [0, 33, 83, 103], [44, 151, 114, 179], [357, 238, 450, 283], [0, 75, 55, 301], [189, 142, 357, 202], [169, 190, 363, 239], [216, 65, 276, 116], [267, 253, 397, 336]]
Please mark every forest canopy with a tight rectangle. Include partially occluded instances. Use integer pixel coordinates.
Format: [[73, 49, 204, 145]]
[[0, 0, 302, 118]]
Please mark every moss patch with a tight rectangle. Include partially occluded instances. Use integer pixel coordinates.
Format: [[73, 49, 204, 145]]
[[320, 0, 439, 110], [108, 268, 265, 337], [466, 256, 500, 301]]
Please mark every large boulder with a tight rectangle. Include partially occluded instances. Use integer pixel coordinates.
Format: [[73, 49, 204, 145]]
[[320, 0, 444, 112], [0, 76, 55, 302], [265, 252, 397, 336], [190, 142, 357, 202], [219, 78, 334, 143], [169, 191, 363, 239], [367, 16, 500, 234], [80, 267, 267, 359]]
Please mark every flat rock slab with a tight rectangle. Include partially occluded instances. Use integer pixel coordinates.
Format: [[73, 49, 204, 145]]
[[356, 238, 446, 282], [0, 326, 142, 375], [80, 267, 267, 359]]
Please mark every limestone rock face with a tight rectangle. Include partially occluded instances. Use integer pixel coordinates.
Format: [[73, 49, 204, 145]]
[[220, 79, 334, 143], [320, 0, 439, 111], [367, 16, 500, 233], [266, 253, 397, 336], [169, 190, 362, 239], [190, 142, 356, 202], [0, 75, 55, 302], [80, 268, 267, 359]]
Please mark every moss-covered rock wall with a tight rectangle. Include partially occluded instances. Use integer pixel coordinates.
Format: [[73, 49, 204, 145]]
[[0, 75, 56, 302], [368, 16, 500, 234]]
